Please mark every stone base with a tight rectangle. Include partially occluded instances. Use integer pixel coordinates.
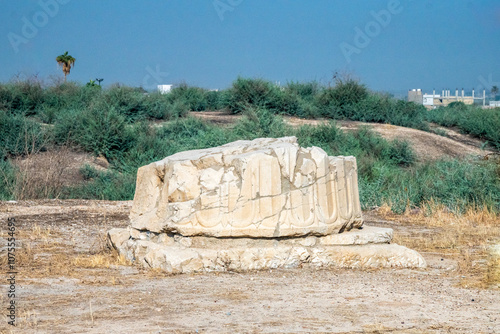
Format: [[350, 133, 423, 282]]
[[108, 226, 426, 274]]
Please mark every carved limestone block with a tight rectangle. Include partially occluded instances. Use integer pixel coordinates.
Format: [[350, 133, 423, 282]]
[[130, 137, 363, 237]]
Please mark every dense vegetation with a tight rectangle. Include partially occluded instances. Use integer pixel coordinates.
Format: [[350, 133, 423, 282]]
[[0, 77, 499, 214], [426, 101, 500, 150]]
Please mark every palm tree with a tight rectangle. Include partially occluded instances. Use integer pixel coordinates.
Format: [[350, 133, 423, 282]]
[[56, 51, 76, 82], [491, 85, 499, 101]]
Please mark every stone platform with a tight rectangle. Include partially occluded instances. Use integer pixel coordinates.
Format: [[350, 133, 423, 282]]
[[109, 225, 426, 274]]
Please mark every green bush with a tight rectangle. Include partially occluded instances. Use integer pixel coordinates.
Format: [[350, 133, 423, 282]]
[[227, 77, 282, 114], [226, 77, 316, 117], [167, 84, 209, 111], [0, 79, 44, 115], [0, 111, 46, 156], [427, 104, 500, 149], [42, 82, 100, 112], [98, 86, 147, 122], [141, 92, 188, 120], [316, 77, 368, 112], [316, 90, 428, 130], [285, 81, 321, 101], [116, 117, 234, 172], [54, 106, 133, 159], [233, 107, 292, 139], [206, 90, 231, 110]]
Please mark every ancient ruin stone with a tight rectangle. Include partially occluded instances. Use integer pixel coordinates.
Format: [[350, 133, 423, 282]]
[[109, 137, 426, 273], [130, 137, 363, 238]]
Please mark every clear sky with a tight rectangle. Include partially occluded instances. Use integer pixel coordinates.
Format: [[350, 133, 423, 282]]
[[1, 0, 499, 95]]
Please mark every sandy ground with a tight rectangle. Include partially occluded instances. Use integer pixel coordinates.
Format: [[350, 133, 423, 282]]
[[1, 200, 499, 334]]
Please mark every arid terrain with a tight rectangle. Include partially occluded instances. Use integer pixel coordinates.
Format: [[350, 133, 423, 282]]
[[0, 200, 499, 334], [1, 116, 499, 334]]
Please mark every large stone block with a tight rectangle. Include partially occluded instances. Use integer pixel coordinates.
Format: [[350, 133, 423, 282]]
[[130, 137, 363, 237], [109, 137, 427, 274]]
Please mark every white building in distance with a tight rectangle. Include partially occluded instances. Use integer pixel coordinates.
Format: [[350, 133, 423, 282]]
[[157, 84, 173, 94]]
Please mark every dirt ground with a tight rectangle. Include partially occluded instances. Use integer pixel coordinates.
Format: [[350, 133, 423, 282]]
[[190, 111, 494, 161], [1, 200, 499, 334]]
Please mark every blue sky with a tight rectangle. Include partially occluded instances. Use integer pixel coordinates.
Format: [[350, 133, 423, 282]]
[[1, 0, 499, 95]]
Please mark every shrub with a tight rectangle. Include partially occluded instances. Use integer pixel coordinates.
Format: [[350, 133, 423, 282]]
[[233, 107, 292, 139], [227, 77, 282, 114], [99, 86, 147, 122], [54, 106, 133, 160], [42, 82, 100, 112], [316, 77, 368, 113], [0, 111, 47, 156], [427, 104, 500, 149], [285, 81, 321, 101], [0, 78, 44, 115], [117, 117, 234, 172], [141, 92, 188, 120], [167, 84, 209, 111], [205, 90, 231, 110]]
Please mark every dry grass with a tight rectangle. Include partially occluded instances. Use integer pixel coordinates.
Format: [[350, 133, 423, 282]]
[[13, 147, 72, 199], [486, 247, 500, 289], [385, 201, 500, 288], [0, 220, 132, 283], [72, 252, 131, 269]]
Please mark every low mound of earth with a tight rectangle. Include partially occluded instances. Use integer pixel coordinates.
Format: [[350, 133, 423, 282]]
[[190, 111, 494, 162], [336, 121, 493, 162], [0, 200, 499, 333]]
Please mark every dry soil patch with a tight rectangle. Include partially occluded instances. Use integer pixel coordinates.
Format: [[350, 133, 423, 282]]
[[0, 200, 499, 333]]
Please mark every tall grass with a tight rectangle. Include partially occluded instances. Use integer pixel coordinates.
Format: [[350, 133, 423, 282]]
[[361, 159, 500, 213], [427, 103, 500, 149], [117, 117, 234, 172]]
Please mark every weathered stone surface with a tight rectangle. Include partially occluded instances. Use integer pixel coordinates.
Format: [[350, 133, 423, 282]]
[[109, 225, 426, 273], [107, 228, 130, 253], [319, 226, 393, 245], [108, 137, 427, 274], [130, 137, 363, 238]]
